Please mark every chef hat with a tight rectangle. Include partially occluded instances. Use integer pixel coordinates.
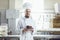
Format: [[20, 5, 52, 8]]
[[23, 2, 32, 9]]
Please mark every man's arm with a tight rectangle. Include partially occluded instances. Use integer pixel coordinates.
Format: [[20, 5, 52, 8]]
[[17, 20, 29, 34], [17, 20, 24, 34]]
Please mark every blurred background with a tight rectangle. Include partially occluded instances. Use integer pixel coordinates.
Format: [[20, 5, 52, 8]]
[[0, 0, 60, 40]]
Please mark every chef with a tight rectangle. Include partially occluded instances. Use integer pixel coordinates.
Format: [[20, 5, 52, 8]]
[[17, 2, 35, 40]]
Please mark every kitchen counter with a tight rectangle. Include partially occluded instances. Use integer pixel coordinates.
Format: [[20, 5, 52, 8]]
[[37, 28, 60, 32], [0, 35, 60, 38], [0, 35, 60, 40]]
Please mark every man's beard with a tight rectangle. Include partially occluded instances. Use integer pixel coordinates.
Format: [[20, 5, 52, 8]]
[[25, 16, 29, 18]]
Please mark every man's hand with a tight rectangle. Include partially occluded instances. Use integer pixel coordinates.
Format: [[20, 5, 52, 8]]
[[22, 26, 34, 32], [26, 26, 33, 29], [22, 28, 28, 32], [26, 26, 34, 32], [28, 29, 34, 32]]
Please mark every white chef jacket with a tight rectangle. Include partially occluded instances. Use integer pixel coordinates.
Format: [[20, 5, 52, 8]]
[[17, 16, 35, 40]]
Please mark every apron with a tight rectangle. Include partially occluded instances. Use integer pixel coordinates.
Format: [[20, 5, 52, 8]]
[[20, 17, 33, 40], [20, 31, 33, 40]]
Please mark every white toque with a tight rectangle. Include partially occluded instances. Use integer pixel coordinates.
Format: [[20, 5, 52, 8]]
[[23, 2, 32, 9]]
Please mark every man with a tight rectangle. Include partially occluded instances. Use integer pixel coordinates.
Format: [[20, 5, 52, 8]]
[[17, 5, 35, 40]]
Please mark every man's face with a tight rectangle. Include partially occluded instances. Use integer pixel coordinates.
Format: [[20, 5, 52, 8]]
[[25, 9, 31, 18]]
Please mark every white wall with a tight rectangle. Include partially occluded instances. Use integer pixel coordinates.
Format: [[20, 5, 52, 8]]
[[0, 0, 60, 10], [15, 0, 23, 10], [44, 0, 60, 10], [9, 0, 15, 9]]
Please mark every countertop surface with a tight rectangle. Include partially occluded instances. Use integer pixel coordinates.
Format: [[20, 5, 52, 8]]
[[37, 28, 60, 32], [0, 35, 60, 39]]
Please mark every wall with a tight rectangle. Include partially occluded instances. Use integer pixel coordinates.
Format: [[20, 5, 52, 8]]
[[15, 0, 23, 10], [0, 12, 1, 25], [0, 0, 9, 9], [0, 10, 7, 24], [0, 0, 9, 24], [44, 0, 60, 10]]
